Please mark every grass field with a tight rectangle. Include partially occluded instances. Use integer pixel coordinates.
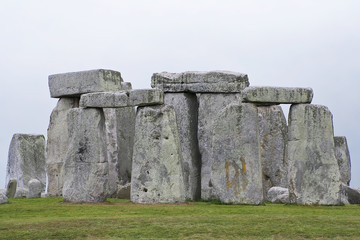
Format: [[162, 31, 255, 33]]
[[1, 198, 360, 239]]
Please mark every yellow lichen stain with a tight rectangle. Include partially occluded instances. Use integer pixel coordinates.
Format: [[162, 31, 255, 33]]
[[225, 160, 248, 196], [241, 157, 247, 174]]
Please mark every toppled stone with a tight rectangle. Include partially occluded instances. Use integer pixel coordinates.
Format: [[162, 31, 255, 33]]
[[341, 184, 360, 204], [164, 93, 201, 200], [207, 103, 263, 204], [49, 69, 124, 98], [267, 187, 289, 204], [14, 188, 28, 198], [104, 108, 135, 198], [258, 106, 288, 199], [6, 178, 17, 198], [6, 134, 46, 191], [242, 87, 313, 104], [198, 93, 242, 200], [287, 104, 341, 205], [46, 98, 79, 197], [62, 108, 108, 202], [334, 136, 351, 185], [152, 71, 249, 93], [117, 183, 131, 199], [131, 105, 186, 203], [80, 89, 164, 108], [27, 179, 42, 198], [41, 193, 49, 198], [0, 192, 8, 204]]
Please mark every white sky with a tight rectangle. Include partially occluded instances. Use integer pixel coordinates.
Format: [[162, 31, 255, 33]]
[[0, 0, 359, 188]]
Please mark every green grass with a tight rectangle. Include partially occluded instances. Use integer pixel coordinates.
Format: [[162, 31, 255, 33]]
[[1, 198, 360, 239]]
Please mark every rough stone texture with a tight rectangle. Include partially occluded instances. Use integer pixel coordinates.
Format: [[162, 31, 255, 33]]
[[6, 178, 17, 198], [46, 98, 79, 197], [242, 87, 313, 104], [27, 179, 42, 198], [164, 93, 201, 200], [62, 108, 109, 202], [131, 105, 186, 203], [334, 136, 351, 185], [341, 184, 360, 204], [14, 188, 28, 198], [267, 187, 290, 204], [49, 69, 124, 98], [104, 108, 135, 198], [0, 192, 8, 204], [6, 134, 46, 191], [80, 89, 164, 108], [198, 93, 242, 200], [207, 103, 263, 204], [287, 104, 341, 205], [152, 71, 249, 93], [258, 106, 288, 199], [117, 183, 131, 199], [121, 82, 132, 90]]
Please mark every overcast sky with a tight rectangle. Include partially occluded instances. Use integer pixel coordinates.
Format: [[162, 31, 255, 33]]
[[1, 0, 359, 189]]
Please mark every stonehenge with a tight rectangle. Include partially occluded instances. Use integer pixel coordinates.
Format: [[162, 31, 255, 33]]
[[3, 69, 355, 205]]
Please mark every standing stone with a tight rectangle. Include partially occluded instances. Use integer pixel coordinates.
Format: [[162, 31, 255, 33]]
[[27, 179, 42, 198], [104, 107, 135, 198], [198, 93, 242, 200], [258, 106, 288, 199], [131, 105, 186, 203], [208, 103, 263, 204], [62, 108, 109, 202], [287, 104, 341, 205], [334, 136, 351, 185], [6, 178, 17, 198], [6, 134, 46, 191], [0, 192, 8, 204], [46, 98, 79, 196], [164, 93, 201, 200]]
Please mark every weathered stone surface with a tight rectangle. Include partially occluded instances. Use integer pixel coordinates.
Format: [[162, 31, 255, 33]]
[[6, 178, 17, 198], [46, 98, 79, 197], [267, 187, 290, 204], [62, 108, 108, 202], [80, 89, 164, 108], [0, 192, 8, 204], [49, 69, 123, 98], [334, 136, 351, 185], [27, 179, 42, 198], [242, 87, 313, 104], [14, 188, 28, 198], [207, 103, 263, 204], [104, 108, 135, 198], [6, 134, 46, 191], [198, 93, 242, 200], [340, 184, 360, 204], [121, 82, 132, 90], [131, 105, 186, 203], [164, 93, 201, 200], [258, 106, 288, 199], [152, 71, 249, 93], [117, 183, 131, 199], [287, 104, 341, 205]]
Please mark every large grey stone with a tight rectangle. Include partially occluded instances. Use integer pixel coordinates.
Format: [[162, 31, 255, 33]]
[[207, 103, 263, 204], [258, 106, 288, 199], [62, 108, 108, 202], [6, 178, 17, 198], [104, 107, 135, 198], [152, 71, 249, 93], [49, 69, 123, 98], [0, 192, 8, 204], [267, 187, 289, 204], [287, 104, 341, 205], [14, 188, 28, 198], [164, 93, 201, 200], [334, 136, 351, 185], [340, 184, 360, 204], [46, 98, 79, 197], [80, 89, 164, 108], [198, 93, 242, 200], [6, 134, 46, 191], [242, 87, 313, 104], [131, 105, 186, 203], [27, 179, 42, 198]]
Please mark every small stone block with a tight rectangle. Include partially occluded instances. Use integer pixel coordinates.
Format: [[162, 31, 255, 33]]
[[128, 89, 164, 106]]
